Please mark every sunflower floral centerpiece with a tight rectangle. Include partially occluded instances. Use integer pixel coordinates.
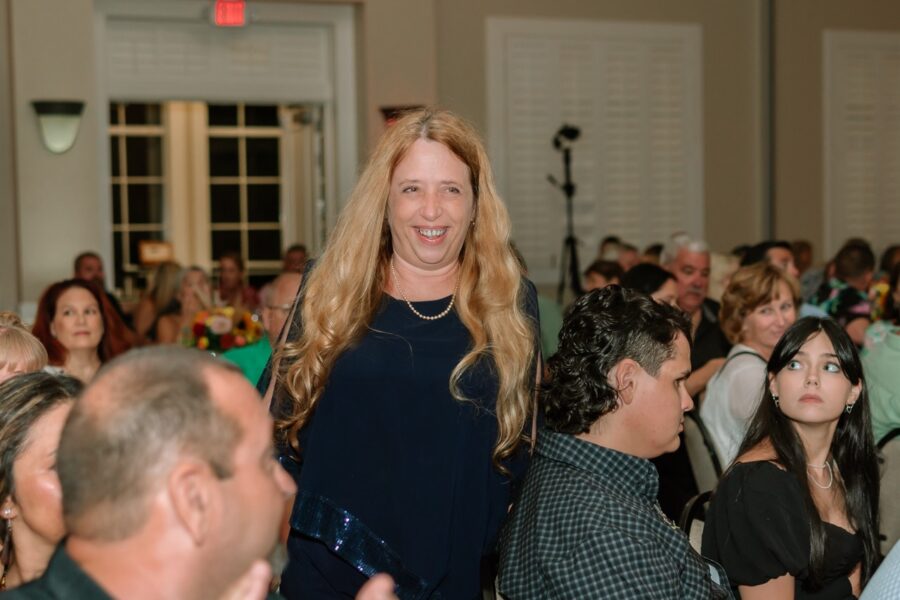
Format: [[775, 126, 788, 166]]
[[185, 306, 263, 354]]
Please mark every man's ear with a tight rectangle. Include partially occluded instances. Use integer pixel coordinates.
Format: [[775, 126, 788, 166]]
[[610, 359, 640, 406], [168, 459, 216, 546]]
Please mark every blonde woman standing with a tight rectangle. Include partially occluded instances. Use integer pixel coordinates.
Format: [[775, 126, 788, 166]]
[[265, 108, 539, 599]]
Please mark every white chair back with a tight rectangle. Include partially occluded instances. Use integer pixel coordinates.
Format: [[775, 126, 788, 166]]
[[683, 413, 722, 493], [679, 490, 713, 554]]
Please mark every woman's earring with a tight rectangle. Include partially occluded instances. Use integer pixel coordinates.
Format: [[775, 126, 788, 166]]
[[1, 509, 12, 567], [845, 403, 854, 415], [772, 393, 780, 408]]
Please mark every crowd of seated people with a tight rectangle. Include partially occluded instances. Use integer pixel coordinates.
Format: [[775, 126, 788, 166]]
[[4, 247, 307, 387], [1, 226, 897, 598], [2, 107, 899, 598]]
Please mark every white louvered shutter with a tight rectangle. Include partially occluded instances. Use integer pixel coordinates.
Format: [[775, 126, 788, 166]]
[[104, 20, 332, 103], [487, 19, 703, 285], [825, 31, 900, 258]]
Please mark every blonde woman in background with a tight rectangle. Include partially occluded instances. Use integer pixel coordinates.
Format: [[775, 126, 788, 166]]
[[131, 261, 181, 343], [155, 266, 212, 345], [708, 251, 740, 303], [264, 108, 540, 599], [701, 262, 799, 465], [0, 314, 48, 384]]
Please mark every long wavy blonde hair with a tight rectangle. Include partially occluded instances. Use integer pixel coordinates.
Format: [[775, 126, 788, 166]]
[[276, 108, 537, 470]]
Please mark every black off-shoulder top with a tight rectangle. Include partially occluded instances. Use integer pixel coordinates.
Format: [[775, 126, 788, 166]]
[[702, 461, 863, 599]]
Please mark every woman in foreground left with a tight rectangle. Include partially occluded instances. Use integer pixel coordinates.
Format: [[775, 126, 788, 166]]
[[0, 372, 83, 590]]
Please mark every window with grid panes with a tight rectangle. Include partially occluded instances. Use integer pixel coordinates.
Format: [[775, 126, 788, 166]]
[[208, 103, 284, 289], [109, 102, 165, 293]]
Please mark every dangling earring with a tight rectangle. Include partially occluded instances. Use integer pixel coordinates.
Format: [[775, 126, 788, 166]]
[[845, 403, 854, 415], [1, 507, 12, 578], [772, 393, 780, 409]]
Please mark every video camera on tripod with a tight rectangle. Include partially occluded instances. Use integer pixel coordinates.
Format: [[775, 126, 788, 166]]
[[547, 124, 583, 303]]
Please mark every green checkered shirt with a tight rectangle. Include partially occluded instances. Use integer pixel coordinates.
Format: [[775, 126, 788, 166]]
[[498, 431, 732, 599]]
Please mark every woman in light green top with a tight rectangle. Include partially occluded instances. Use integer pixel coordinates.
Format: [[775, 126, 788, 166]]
[[862, 263, 900, 444]]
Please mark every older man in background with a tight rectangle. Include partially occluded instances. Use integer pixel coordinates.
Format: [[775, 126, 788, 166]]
[[223, 271, 302, 385], [658, 234, 730, 521], [662, 234, 730, 396]]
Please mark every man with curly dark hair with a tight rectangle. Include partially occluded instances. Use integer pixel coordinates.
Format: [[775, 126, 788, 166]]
[[498, 286, 733, 599]]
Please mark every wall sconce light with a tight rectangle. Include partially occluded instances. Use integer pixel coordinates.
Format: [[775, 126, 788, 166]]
[[31, 100, 85, 154]]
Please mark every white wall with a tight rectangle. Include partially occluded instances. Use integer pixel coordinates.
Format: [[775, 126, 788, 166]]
[[0, 0, 19, 311], [10, 0, 104, 302], [1, 0, 442, 307]]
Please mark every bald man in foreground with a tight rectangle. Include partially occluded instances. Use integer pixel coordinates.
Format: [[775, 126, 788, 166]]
[[3, 347, 397, 599]]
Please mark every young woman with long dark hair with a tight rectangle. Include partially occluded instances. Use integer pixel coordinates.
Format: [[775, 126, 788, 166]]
[[702, 317, 880, 599]]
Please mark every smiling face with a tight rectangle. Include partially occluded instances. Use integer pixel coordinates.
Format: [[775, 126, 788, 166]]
[[741, 281, 797, 357], [769, 331, 861, 428], [387, 138, 475, 272], [50, 286, 104, 354], [3, 402, 73, 554]]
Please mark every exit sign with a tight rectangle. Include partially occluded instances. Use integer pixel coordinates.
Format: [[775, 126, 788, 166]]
[[213, 0, 246, 27]]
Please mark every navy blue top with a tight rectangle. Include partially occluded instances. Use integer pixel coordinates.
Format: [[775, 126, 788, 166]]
[[274, 283, 539, 599]]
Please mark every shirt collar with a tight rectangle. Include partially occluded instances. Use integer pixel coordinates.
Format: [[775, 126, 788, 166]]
[[536, 430, 659, 502], [700, 298, 718, 324], [42, 545, 114, 599]]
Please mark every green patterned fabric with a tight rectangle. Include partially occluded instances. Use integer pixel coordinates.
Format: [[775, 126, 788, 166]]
[[498, 431, 733, 599]]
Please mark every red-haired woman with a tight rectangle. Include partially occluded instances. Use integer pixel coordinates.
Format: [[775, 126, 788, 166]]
[[31, 279, 132, 383]]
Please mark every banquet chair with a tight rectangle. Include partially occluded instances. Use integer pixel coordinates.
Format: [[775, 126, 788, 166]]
[[683, 413, 723, 494], [878, 428, 900, 555], [679, 490, 713, 554]]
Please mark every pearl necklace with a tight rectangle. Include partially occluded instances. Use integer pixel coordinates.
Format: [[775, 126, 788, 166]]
[[807, 460, 834, 490], [389, 259, 459, 321]]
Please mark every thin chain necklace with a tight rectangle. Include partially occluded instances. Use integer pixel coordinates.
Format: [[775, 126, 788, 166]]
[[389, 259, 459, 321], [807, 459, 834, 490]]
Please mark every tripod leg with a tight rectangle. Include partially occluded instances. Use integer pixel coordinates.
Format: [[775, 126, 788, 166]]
[[557, 239, 569, 304], [567, 236, 583, 297]]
